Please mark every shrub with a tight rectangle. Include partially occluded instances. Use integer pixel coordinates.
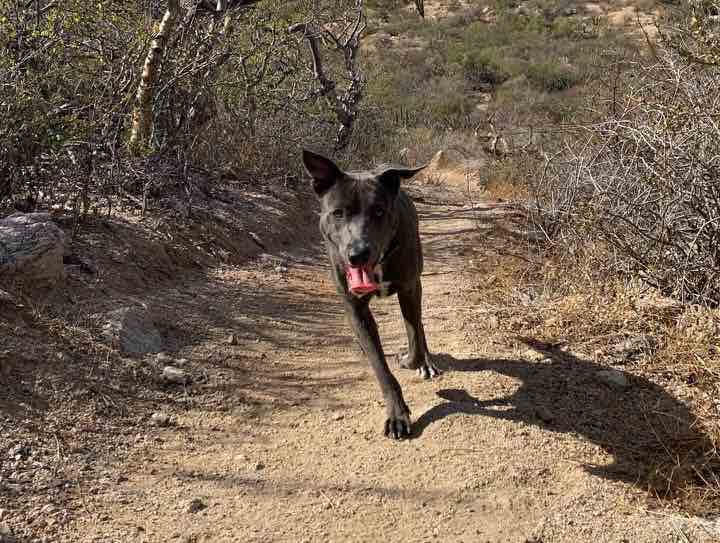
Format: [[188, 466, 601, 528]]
[[533, 45, 720, 305], [461, 48, 512, 86], [526, 60, 582, 91]]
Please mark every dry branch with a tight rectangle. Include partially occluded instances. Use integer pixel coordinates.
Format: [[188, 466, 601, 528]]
[[289, 2, 366, 150]]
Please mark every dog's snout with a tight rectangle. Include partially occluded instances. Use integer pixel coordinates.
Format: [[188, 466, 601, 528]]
[[348, 241, 371, 266]]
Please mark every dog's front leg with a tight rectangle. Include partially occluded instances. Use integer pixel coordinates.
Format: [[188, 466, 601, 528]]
[[344, 298, 411, 439]]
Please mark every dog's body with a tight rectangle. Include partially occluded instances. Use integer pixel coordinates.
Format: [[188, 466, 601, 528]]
[[303, 150, 441, 439]]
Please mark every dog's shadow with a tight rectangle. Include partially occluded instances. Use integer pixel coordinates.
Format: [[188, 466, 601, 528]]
[[414, 339, 718, 500]]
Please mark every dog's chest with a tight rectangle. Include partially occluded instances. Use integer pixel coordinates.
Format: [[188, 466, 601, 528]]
[[373, 266, 400, 298]]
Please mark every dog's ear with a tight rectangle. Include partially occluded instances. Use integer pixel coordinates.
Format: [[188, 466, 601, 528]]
[[377, 164, 427, 196], [302, 149, 343, 196]]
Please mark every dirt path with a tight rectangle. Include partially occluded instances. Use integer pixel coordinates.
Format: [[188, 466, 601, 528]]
[[61, 182, 717, 543]]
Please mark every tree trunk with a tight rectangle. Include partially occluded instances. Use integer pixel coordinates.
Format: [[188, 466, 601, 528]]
[[129, 0, 180, 153]]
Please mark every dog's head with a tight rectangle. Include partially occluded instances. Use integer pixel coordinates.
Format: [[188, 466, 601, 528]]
[[302, 149, 425, 295]]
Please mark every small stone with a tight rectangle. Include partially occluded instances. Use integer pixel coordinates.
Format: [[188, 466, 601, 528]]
[[155, 353, 172, 364], [162, 366, 190, 385], [150, 413, 172, 427], [254, 462, 265, 471], [535, 406, 554, 423], [611, 335, 652, 360], [274, 265, 288, 273], [8, 444, 30, 461], [187, 498, 207, 514], [596, 369, 629, 388]]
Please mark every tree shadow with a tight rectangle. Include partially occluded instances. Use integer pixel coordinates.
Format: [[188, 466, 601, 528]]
[[415, 338, 719, 508]]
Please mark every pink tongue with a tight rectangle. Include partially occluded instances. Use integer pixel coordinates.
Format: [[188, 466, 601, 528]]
[[346, 266, 378, 294]]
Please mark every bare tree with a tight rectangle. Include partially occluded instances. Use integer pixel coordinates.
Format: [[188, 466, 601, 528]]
[[129, 0, 180, 152], [290, 1, 367, 150], [130, 0, 264, 153]]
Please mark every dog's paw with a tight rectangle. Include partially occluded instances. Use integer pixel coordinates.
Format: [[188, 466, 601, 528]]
[[383, 403, 411, 440], [417, 359, 442, 380]]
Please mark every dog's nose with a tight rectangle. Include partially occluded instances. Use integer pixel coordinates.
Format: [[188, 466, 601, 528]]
[[348, 242, 371, 266]]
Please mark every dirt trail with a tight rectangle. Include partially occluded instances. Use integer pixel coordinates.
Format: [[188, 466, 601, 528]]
[[61, 181, 716, 543]]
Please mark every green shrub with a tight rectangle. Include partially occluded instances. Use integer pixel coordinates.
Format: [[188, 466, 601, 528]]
[[526, 60, 582, 91], [461, 48, 511, 86]]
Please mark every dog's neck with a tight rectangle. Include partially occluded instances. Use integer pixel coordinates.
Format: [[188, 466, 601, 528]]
[[378, 235, 400, 266]]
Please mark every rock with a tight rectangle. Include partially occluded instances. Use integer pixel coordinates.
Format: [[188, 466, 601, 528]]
[[226, 334, 237, 345], [611, 335, 653, 360], [535, 406, 554, 423], [514, 3, 541, 17], [274, 265, 288, 273], [583, 3, 604, 16], [332, 413, 344, 421], [254, 462, 265, 471], [155, 352, 173, 364], [101, 306, 163, 356], [8, 444, 30, 461], [175, 358, 188, 367], [428, 150, 452, 171], [596, 369, 629, 388], [187, 498, 207, 514], [0, 522, 16, 543], [161, 366, 190, 385], [149, 413, 172, 427], [0, 212, 66, 288], [0, 289, 18, 305]]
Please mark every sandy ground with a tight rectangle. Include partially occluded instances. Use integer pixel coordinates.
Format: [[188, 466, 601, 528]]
[[40, 178, 717, 543]]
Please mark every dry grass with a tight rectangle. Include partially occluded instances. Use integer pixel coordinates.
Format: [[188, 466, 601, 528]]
[[469, 235, 720, 512]]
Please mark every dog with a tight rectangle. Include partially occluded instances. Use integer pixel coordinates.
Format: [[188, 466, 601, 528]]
[[302, 149, 441, 439]]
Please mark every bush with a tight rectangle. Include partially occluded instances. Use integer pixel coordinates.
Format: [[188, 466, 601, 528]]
[[461, 48, 511, 87], [526, 60, 582, 91], [533, 46, 720, 305]]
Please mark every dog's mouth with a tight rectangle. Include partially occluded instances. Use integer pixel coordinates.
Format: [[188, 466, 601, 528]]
[[345, 264, 379, 296]]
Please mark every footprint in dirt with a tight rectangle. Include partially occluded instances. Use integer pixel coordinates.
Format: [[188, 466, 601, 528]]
[[414, 338, 717, 502]]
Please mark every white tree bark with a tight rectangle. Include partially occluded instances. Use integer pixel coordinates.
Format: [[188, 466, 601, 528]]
[[129, 0, 180, 152]]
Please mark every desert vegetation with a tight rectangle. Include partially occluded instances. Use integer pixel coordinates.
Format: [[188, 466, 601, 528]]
[[2, 0, 719, 540]]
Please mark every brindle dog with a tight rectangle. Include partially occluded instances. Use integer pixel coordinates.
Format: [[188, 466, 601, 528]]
[[303, 150, 441, 439]]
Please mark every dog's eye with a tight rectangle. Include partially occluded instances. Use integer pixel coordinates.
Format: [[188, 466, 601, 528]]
[[332, 209, 344, 219], [372, 207, 385, 218]]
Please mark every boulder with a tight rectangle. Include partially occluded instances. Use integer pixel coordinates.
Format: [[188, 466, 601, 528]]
[[0, 213, 65, 288], [101, 306, 163, 356]]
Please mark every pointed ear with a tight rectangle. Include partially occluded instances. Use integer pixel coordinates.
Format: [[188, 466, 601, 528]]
[[302, 149, 343, 196], [377, 164, 428, 196]]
